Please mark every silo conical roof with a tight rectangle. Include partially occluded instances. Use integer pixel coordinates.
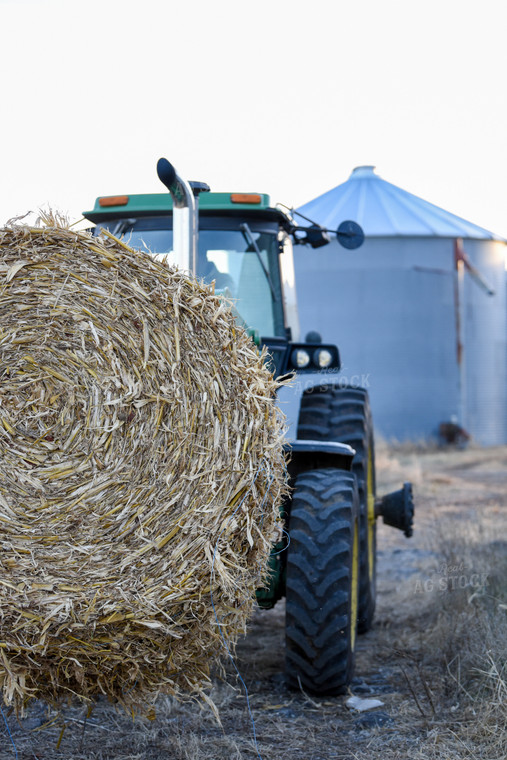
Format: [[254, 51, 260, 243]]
[[298, 166, 503, 240]]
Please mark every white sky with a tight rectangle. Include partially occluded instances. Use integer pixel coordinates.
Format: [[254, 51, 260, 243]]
[[1, 0, 507, 236]]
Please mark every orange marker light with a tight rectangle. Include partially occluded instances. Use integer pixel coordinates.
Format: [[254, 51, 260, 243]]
[[99, 195, 129, 207], [230, 194, 261, 204]]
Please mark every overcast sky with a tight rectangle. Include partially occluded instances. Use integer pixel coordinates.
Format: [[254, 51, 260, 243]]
[[1, 0, 507, 237]]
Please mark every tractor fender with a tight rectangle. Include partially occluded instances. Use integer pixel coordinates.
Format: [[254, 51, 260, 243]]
[[284, 439, 355, 479]]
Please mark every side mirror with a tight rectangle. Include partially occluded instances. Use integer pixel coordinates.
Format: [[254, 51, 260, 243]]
[[288, 211, 364, 250], [305, 225, 331, 249], [336, 220, 364, 250]]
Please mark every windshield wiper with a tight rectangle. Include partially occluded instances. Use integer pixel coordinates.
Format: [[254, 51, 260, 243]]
[[111, 218, 137, 237], [240, 222, 277, 301]]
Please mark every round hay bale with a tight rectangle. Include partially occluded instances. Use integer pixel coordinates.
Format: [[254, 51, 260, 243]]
[[0, 222, 287, 712]]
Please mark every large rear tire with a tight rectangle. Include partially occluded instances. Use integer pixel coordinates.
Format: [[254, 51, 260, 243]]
[[297, 386, 377, 633], [285, 469, 359, 695]]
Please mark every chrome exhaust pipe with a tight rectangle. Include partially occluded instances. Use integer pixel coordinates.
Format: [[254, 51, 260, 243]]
[[157, 158, 197, 274]]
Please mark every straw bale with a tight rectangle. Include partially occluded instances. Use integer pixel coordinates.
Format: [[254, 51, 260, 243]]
[[0, 221, 287, 712]]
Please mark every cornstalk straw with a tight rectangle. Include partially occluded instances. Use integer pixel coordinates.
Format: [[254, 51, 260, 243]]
[[0, 220, 287, 713]]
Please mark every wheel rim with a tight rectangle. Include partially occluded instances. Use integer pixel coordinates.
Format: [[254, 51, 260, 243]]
[[367, 445, 375, 582], [350, 518, 359, 651]]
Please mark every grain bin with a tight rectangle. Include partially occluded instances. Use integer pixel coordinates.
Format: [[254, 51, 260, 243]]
[[293, 166, 507, 445]]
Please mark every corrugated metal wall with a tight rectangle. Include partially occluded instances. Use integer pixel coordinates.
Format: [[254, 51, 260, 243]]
[[461, 240, 507, 445], [293, 237, 507, 445]]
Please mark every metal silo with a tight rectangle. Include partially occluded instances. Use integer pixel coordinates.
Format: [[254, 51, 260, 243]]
[[293, 166, 507, 445]]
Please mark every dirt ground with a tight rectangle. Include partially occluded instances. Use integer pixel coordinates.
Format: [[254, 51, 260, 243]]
[[1, 444, 506, 760]]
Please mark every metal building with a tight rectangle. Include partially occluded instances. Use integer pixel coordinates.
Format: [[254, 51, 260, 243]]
[[293, 166, 507, 445]]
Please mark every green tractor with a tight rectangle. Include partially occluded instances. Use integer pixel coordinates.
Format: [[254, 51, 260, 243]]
[[83, 158, 414, 695]]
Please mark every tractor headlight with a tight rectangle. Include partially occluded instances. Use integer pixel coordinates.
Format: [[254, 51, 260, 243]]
[[291, 348, 311, 369], [286, 343, 340, 372], [313, 348, 333, 369]]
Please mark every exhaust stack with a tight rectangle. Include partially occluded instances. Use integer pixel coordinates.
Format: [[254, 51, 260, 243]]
[[157, 158, 197, 274]]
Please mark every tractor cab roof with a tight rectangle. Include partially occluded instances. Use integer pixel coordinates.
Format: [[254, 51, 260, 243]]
[[83, 192, 294, 231]]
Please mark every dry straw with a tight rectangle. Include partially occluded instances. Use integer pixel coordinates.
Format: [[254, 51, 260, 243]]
[[0, 219, 287, 713]]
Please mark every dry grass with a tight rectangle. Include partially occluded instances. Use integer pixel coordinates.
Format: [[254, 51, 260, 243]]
[[414, 522, 507, 759], [369, 444, 507, 760], [0, 219, 287, 714]]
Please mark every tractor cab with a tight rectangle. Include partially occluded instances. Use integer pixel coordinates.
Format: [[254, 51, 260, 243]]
[[84, 177, 341, 382]]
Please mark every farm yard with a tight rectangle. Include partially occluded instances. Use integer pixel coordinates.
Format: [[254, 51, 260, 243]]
[[2, 442, 506, 760], [2, 3, 507, 758]]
